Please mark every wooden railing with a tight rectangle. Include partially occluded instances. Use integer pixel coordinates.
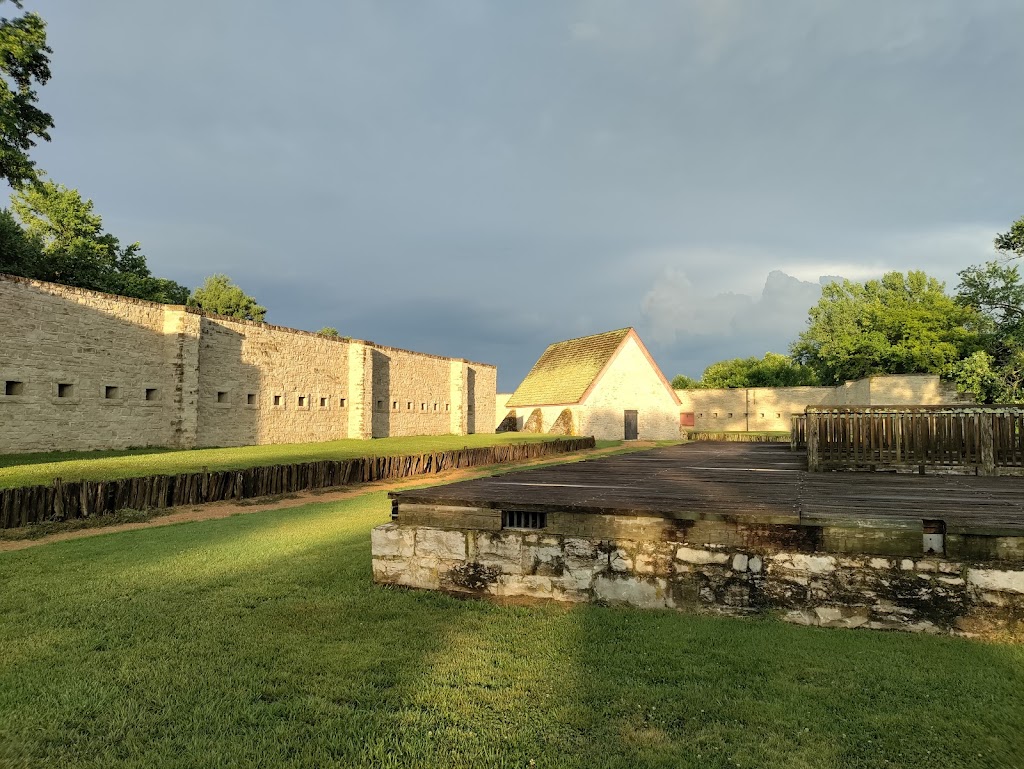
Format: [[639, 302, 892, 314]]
[[805, 406, 1024, 475], [790, 414, 807, 450]]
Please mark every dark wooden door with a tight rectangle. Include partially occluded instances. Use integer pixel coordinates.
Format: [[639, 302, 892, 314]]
[[624, 410, 638, 440]]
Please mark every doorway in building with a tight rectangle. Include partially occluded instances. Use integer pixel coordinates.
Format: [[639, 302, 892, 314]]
[[624, 410, 638, 440]]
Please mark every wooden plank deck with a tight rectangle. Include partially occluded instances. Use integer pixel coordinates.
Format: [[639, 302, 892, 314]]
[[391, 442, 1024, 536]]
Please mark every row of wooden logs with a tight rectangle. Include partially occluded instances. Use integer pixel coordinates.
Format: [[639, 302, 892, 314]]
[[0, 437, 597, 529]]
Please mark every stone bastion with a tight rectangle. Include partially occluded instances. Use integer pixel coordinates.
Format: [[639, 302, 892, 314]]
[[371, 445, 1024, 637]]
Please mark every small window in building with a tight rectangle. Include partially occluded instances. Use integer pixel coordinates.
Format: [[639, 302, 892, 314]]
[[217, 391, 228, 403], [339, 397, 346, 407], [320, 397, 328, 407], [298, 395, 307, 407], [712, 412, 718, 418], [776, 412, 781, 418], [421, 402, 426, 411], [146, 388, 158, 401], [5, 381, 24, 396], [105, 386, 119, 399], [502, 510, 547, 530], [248, 393, 257, 405], [392, 400, 398, 410], [273, 395, 282, 406], [433, 403, 438, 411], [376, 399, 383, 410], [407, 401, 412, 410], [760, 412, 765, 418], [58, 383, 74, 398], [727, 412, 733, 418], [445, 403, 450, 412]]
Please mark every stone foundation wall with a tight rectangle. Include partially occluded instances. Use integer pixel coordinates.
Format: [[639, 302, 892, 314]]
[[372, 523, 1024, 636]]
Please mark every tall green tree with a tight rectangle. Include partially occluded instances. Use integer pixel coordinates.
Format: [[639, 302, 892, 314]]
[[700, 352, 819, 389], [670, 374, 701, 389], [790, 271, 980, 385], [0, 206, 41, 274], [994, 214, 1024, 260], [672, 354, 817, 389], [955, 259, 1024, 402], [188, 274, 267, 322], [6, 181, 189, 302], [0, 0, 53, 188]]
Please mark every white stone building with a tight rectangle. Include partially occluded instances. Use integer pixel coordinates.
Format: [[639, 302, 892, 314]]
[[501, 328, 681, 441]]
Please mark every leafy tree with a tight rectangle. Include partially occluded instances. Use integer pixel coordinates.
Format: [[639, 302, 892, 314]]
[[700, 352, 819, 389], [316, 327, 340, 337], [790, 271, 981, 385], [0, 0, 53, 187], [957, 261, 1024, 338], [672, 354, 817, 390], [995, 214, 1024, 260], [6, 181, 189, 303], [670, 374, 701, 389], [189, 274, 267, 322], [0, 206, 41, 275], [945, 350, 1024, 404], [955, 260, 1024, 402]]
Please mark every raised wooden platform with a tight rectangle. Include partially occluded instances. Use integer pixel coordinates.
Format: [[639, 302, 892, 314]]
[[391, 442, 1024, 538]]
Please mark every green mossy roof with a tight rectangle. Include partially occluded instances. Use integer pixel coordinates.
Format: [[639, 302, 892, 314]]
[[507, 328, 632, 407]]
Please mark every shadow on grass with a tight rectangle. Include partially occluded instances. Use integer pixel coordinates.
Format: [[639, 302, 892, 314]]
[[0, 445, 178, 470], [2, 493, 1023, 768]]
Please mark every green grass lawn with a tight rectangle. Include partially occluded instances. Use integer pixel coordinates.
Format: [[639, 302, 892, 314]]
[[0, 490, 1021, 768], [0, 433, 564, 489], [684, 430, 791, 437]]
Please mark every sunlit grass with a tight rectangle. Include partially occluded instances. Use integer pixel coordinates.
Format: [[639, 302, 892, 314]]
[[0, 433, 562, 489], [684, 431, 790, 437], [0, 491, 1021, 768]]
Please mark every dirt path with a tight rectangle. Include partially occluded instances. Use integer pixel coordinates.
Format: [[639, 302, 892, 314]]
[[0, 442, 656, 552]]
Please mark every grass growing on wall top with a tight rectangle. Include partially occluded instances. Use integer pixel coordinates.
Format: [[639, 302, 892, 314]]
[[0, 433, 562, 489], [0, 490, 1020, 768]]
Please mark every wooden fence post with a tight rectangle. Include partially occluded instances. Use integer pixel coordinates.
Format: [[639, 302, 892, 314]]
[[806, 412, 819, 472], [980, 413, 995, 476]]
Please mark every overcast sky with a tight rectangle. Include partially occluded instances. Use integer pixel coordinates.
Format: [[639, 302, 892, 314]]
[[12, 1, 1024, 389]]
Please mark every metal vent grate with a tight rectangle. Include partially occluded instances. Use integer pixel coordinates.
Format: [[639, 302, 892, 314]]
[[502, 510, 547, 530]]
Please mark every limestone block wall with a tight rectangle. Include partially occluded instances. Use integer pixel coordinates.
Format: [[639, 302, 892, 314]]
[[677, 375, 973, 433], [372, 523, 1024, 636], [676, 388, 752, 432], [195, 316, 354, 448], [0, 274, 496, 453], [833, 377, 871, 406], [853, 374, 968, 406], [0, 276, 184, 452], [467, 363, 496, 436], [578, 335, 680, 440], [371, 346, 454, 439]]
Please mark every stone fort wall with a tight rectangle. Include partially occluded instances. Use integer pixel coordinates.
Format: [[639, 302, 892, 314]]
[[497, 377, 966, 436], [675, 375, 970, 433], [0, 274, 495, 454]]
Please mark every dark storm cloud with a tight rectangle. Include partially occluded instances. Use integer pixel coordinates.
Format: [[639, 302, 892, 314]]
[[15, 1, 1024, 390]]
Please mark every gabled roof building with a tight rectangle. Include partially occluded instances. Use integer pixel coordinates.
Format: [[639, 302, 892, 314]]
[[503, 328, 681, 441]]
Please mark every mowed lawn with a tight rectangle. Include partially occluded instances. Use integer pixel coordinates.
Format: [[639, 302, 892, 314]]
[[0, 433, 562, 489], [1, 492, 1021, 768]]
